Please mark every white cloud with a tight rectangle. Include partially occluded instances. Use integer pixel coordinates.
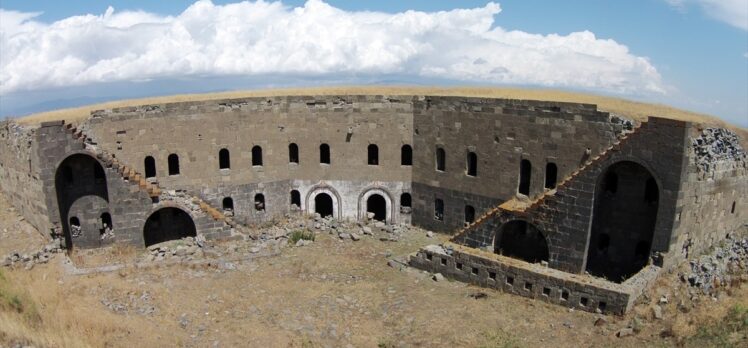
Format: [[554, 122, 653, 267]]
[[664, 0, 748, 30], [0, 0, 665, 94]]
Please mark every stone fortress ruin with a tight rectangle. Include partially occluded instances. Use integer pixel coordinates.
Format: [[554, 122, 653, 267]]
[[0, 95, 745, 315]]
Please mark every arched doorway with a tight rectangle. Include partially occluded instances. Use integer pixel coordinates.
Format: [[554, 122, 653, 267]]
[[315, 193, 334, 218], [143, 207, 196, 247], [366, 194, 387, 221], [586, 161, 659, 282], [494, 220, 549, 264], [55, 153, 109, 249]]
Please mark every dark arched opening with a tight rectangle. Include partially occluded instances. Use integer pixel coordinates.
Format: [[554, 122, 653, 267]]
[[586, 161, 659, 282], [219, 148, 231, 169], [400, 193, 412, 212], [289, 143, 299, 164], [545, 162, 557, 189], [320, 144, 330, 164], [254, 193, 265, 211], [315, 193, 333, 218], [366, 194, 387, 221], [401, 145, 412, 166], [518, 159, 531, 195], [466, 152, 477, 176], [55, 154, 109, 249], [143, 208, 196, 247], [99, 212, 112, 237], [168, 154, 180, 175], [368, 144, 379, 165], [435, 147, 446, 171], [495, 220, 549, 263], [144, 156, 156, 178], [290, 190, 301, 208], [252, 146, 263, 166], [464, 205, 475, 225], [222, 197, 234, 212]]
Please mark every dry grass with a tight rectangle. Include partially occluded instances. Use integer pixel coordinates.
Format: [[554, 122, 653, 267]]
[[14, 85, 742, 130]]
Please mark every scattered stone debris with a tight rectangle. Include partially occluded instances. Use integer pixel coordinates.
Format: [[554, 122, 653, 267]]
[[100, 290, 157, 316], [432, 273, 445, 282], [616, 327, 634, 338], [145, 236, 204, 262], [679, 235, 748, 297], [1, 238, 63, 268]]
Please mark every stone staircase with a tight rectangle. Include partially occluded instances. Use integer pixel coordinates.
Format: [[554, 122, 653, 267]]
[[61, 122, 246, 234], [451, 121, 648, 240]]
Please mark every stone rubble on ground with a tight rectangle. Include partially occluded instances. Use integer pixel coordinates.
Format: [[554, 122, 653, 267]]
[[1, 238, 63, 269], [679, 234, 748, 297]]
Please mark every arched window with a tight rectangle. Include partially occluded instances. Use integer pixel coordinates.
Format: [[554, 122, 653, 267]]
[[368, 144, 379, 165], [222, 197, 234, 211], [545, 162, 557, 189], [434, 198, 444, 221], [254, 193, 265, 211], [464, 205, 475, 224], [435, 147, 446, 171], [289, 143, 299, 164], [144, 156, 156, 178], [219, 148, 230, 169], [466, 151, 477, 177], [320, 144, 330, 164], [290, 190, 301, 208], [518, 159, 531, 195], [251, 146, 263, 166], [168, 154, 180, 175], [100, 212, 113, 236], [401, 145, 412, 166]]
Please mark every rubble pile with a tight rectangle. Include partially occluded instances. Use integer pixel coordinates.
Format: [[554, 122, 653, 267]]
[[1, 238, 64, 270], [680, 234, 748, 296], [144, 235, 206, 262], [692, 128, 747, 174]]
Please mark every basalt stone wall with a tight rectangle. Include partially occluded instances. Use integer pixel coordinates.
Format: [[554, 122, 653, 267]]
[[410, 97, 621, 234], [35, 122, 228, 249], [453, 117, 691, 274], [0, 121, 50, 235], [669, 127, 748, 268], [82, 95, 415, 224]]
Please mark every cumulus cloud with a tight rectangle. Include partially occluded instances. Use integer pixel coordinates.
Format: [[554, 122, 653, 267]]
[[665, 0, 748, 30], [0, 0, 665, 94]]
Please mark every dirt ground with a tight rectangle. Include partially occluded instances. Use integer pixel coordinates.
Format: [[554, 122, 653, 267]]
[[0, 190, 746, 348]]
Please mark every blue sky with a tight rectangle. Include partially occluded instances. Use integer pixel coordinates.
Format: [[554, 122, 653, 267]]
[[1, 0, 746, 126]]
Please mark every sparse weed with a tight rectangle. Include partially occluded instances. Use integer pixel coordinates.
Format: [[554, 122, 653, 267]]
[[289, 230, 315, 245]]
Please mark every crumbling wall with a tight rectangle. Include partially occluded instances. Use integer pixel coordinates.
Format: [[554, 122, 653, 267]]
[[670, 127, 748, 267], [0, 121, 50, 236]]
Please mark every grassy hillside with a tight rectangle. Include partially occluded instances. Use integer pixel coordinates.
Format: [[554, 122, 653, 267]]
[[13, 86, 743, 131]]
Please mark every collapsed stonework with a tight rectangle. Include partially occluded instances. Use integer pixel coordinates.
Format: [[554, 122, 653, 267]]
[[0, 95, 745, 314]]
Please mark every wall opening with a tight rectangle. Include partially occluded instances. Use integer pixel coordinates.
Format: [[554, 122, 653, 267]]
[[400, 193, 412, 210], [143, 208, 196, 247], [732, 201, 737, 214], [290, 190, 301, 208], [55, 154, 110, 249], [219, 148, 231, 169], [222, 197, 234, 212], [545, 162, 558, 189], [518, 159, 531, 195], [494, 220, 549, 263], [464, 205, 475, 225], [320, 144, 330, 164], [586, 161, 659, 282], [366, 194, 387, 221], [315, 193, 333, 218], [69, 217, 81, 238], [434, 198, 444, 221], [254, 193, 265, 211], [466, 152, 478, 176], [401, 145, 412, 166], [168, 154, 180, 175], [436, 147, 446, 171], [368, 144, 379, 165], [99, 212, 113, 237], [289, 143, 299, 164], [144, 156, 156, 178], [252, 146, 263, 166]]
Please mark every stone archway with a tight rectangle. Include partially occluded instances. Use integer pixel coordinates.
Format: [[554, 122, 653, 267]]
[[143, 207, 197, 247], [586, 161, 659, 282], [54, 153, 109, 249], [358, 188, 394, 224], [494, 220, 549, 264], [306, 186, 341, 219]]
